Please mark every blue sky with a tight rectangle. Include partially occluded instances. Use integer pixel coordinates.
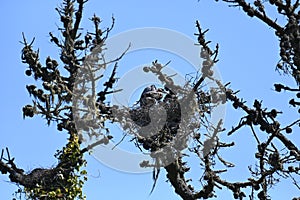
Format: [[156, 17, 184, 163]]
[[0, 0, 299, 199]]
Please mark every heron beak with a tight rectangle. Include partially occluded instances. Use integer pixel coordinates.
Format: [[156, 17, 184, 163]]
[[157, 88, 166, 93]]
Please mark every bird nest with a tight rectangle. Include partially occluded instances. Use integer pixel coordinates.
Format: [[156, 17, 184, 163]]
[[24, 167, 68, 190]]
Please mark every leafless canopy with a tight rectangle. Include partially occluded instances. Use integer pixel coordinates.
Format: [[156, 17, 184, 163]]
[[0, 0, 300, 200]]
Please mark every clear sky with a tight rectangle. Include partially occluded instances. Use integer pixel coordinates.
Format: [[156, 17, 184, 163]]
[[0, 0, 299, 199]]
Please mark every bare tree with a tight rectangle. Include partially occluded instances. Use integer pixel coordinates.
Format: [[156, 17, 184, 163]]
[[0, 0, 299, 200]]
